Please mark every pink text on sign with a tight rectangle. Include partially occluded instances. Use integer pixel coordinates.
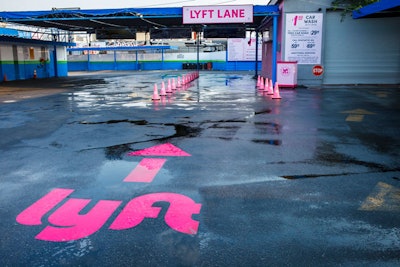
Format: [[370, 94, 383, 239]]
[[183, 5, 253, 24]]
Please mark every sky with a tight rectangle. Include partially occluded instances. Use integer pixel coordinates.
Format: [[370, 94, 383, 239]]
[[1, 0, 271, 11]]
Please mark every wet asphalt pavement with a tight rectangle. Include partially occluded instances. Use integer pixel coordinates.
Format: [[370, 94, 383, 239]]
[[0, 71, 399, 266]]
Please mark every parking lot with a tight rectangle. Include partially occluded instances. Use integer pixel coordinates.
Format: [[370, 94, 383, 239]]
[[1, 71, 399, 266]]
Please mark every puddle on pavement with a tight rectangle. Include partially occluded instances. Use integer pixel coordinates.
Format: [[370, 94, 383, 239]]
[[251, 139, 282, 145], [79, 119, 148, 125], [254, 122, 281, 134], [94, 160, 138, 186], [315, 142, 390, 171], [254, 109, 272, 115], [282, 168, 400, 180], [209, 124, 240, 130], [105, 144, 132, 160], [353, 131, 398, 154], [202, 119, 247, 124], [93, 159, 175, 189], [281, 173, 345, 180], [166, 123, 202, 138], [102, 123, 202, 159]]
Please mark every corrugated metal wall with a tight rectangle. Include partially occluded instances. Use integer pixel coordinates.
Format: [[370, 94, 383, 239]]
[[323, 11, 400, 85]]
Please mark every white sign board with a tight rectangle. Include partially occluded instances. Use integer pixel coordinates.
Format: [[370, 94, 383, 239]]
[[227, 38, 262, 61], [284, 13, 323, 64], [183, 5, 253, 24]]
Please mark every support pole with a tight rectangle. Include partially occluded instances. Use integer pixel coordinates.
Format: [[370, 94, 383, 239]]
[[53, 46, 58, 77], [114, 50, 117, 70], [196, 31, 200, 71], [136, 51, 139, 70], [87, 52, 91, 71], [255, 31, 259, 78], [161, 49, 164, 70], [272, 15, 278, 84]]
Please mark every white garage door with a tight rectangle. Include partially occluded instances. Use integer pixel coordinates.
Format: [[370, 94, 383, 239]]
[[323, 11, 400, 85]]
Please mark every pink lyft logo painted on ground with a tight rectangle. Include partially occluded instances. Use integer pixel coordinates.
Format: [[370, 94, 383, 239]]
[[123, 158, 167, 183], [17, 188, 75, 226], [128, 143, 191, 157], [16, 188, 201, 241], [36, 198, 122, 242], [109, 192, 201, 235], [16, 143, 202, 242]]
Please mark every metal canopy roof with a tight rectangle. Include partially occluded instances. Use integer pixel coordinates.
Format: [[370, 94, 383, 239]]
[[0, 35, 74, 46], [0, 5, 279, 33], [352, 0, 400, 19]]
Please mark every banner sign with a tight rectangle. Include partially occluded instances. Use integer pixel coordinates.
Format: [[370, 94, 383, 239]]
[[183, 5, 253, 24], [284, 13, 323, 64]]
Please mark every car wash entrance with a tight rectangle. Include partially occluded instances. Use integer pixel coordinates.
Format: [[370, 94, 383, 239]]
[[0, 5, 280, 81]]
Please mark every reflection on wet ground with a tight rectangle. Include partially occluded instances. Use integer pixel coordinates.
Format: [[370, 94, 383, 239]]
[[60, 72, 399, 177]]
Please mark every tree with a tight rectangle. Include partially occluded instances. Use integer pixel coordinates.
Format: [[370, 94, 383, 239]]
[[331, 0, 379, 20]]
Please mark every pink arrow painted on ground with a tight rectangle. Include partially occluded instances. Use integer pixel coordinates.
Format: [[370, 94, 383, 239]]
[[124, 158, 167, 183], [128, 143, 191, 157], [124, 143, 191, 183]]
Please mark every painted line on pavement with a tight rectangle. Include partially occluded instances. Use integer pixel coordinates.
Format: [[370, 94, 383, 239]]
[[359, 182, 400, 212]]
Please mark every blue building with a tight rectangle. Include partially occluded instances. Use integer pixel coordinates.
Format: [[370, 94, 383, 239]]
[[0, 27, 75, 81]]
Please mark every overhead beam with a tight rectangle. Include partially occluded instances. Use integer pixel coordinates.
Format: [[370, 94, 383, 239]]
[[352, 0, 400, 19]]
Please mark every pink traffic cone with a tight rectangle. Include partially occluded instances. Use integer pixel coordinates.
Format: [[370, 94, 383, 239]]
[[161, 95, 166, 105], [177, 77, 182, 88], [272, 82, 282, 99], [263, 78, 269, 92], [258, 77, 264, 90], [166, 79, 173, 93], [256, 75, 261, 88], [152, 83, 160, 100], [160, 81, 167, 96], [267, 79, 274, 95], [172, 78, 177, 90]]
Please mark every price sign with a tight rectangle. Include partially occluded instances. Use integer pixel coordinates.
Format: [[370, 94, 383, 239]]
[[284, 13, 323, 65]]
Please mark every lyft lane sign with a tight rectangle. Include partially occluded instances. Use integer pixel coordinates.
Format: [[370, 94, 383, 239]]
[[183, 5, 253, 24]]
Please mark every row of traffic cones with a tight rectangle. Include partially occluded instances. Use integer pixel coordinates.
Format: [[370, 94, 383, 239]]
[[152, 71, 199, 100], [256, 75, 281, 99]]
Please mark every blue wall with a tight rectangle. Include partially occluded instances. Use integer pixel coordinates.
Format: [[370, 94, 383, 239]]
[[1, 61, 67, 81], [67, 61, 262, 72]]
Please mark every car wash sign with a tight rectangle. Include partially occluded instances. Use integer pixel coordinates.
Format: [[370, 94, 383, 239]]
[[284, 13, 323, 64], [183, 5, 253, 24]]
